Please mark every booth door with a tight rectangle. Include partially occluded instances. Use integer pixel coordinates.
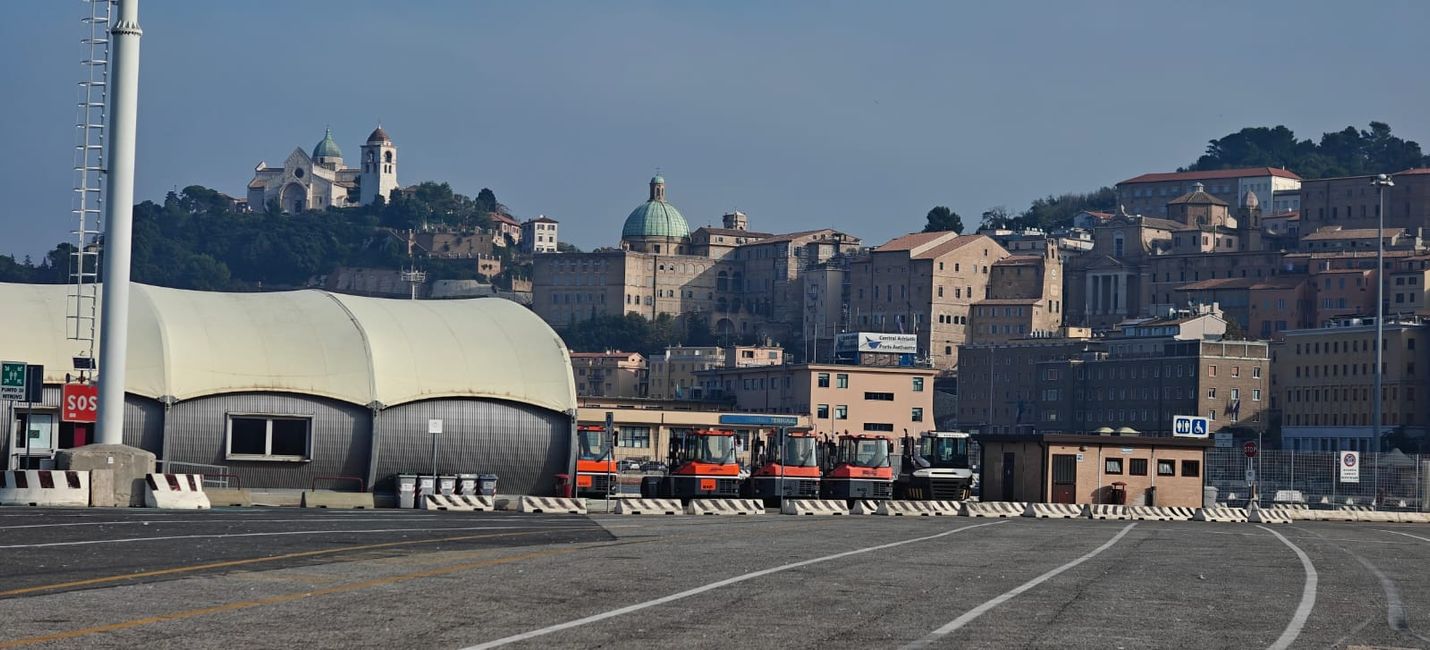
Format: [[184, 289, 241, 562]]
[[1051, 454, 1077, 504]]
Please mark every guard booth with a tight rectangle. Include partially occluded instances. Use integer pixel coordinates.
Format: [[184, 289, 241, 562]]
[[974, 432, 1211, 508]]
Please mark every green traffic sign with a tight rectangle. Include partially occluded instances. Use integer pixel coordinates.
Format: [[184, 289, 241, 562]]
[[0, 361, 24, 400]]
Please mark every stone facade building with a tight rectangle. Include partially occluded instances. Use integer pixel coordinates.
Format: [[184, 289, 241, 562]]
[[571, 351, 648, 398], [1298, 168, 1430, 233], [247, 126, 397, 213], [967, 239, 1065, 345], [1116, 167, 1301, 219], [521, 216, 559, 254]]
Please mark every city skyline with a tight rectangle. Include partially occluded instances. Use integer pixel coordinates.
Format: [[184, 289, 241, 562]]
[[2, 1, 1429, 259]]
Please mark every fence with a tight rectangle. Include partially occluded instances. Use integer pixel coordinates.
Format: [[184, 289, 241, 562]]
[[155, 461, 232, 489], [1207, 448, 1428, 511]]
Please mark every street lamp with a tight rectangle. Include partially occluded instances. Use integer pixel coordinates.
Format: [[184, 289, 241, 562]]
[[1371, 172, 1394, 500]]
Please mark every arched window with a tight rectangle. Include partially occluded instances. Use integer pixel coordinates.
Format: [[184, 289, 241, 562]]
[[384, 151, 393, 163]]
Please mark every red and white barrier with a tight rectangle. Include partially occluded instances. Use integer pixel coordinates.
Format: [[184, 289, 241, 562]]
[[144, 473, 210, 510], [0, 470, 90, 507]]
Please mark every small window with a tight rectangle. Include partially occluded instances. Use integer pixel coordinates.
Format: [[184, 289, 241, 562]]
[[912, 377, 925, 392], [911, 407, 924, 422], [1181, 460, 1201, 477], [835, 405, 848, 420], [836, 374, 849, 389], [863, 392, 895, 401], [226, 415, 312, 462], [817, 404, 830, 419], [1104, 458, 1123, 475], [1129, 458, 1148, 476], [817, 373, 830, 388], [1157, 460, 1175, 476]]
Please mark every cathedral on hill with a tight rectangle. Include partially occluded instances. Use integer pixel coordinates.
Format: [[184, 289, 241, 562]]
[[247, 126, 399, 213]]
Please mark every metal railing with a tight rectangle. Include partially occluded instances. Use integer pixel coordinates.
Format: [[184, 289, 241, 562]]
[[156, 461, 232, 489], [1207, 448, 1427, 511]]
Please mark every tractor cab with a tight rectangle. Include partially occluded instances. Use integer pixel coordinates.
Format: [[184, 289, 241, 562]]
[[820, 434, 894, 500], [895, 431, 973, 500], [746, 429, 821, 501], [641, 429, 743, 500], [573, 424, 617, 497]]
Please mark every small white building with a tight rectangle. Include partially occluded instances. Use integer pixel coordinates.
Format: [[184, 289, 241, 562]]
[[522, 216, 559, 253], [247, 126, 398, 213]]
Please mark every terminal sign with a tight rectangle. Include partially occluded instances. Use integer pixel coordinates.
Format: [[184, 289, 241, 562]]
[[1339, 451, 1359, 484], [1171, 415, 1210, 438]]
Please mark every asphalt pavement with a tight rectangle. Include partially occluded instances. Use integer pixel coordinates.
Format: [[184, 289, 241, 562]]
[[0, 506, 1427, 649]]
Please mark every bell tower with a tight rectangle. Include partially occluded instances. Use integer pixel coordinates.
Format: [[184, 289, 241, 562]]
[[359, 125, 398, 205]]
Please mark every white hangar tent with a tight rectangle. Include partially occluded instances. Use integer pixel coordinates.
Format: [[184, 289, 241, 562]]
[[0, 282, 577, 495]]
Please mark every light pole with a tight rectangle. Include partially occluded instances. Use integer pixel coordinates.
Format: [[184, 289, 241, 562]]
[[1371, 172, 1394, 504]]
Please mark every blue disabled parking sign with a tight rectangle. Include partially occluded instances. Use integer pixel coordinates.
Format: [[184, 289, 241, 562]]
[[1172, 415, 1210, 438]]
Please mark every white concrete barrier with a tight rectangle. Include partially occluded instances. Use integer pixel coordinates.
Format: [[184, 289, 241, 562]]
[[1159, 507, 1197, 521], [144, 473, 210, 510], [1023, 503, 1085, 519], [961, 501, 1027, 518], [1246, 504, 1290, 524], [1124, 506, 1175, 521], [880, 500, 961, 516], [613, 498, 683, 515], [422, 494, 495, 512], [0, 470, 90, 507], [517, 496, 587, 514], [1193, 507, 1248, 523], [781, 499, 850, 516], [686, 499, 765, 515], [1086, 504, 1130, 520], [851, 500, 880, 515]]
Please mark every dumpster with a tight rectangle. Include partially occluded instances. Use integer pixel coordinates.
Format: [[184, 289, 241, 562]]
[[477, 474, 498, 496], [1143, 485, 1156, 507], [397, 474, 419, 509], [415, 474, 437, 505], [457, 473, 478, 496], [438, 475, 457, 496], [1203, 485, 1218, 508]]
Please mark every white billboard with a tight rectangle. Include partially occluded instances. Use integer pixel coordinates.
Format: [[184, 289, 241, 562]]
[[835, 332, 918, 355]]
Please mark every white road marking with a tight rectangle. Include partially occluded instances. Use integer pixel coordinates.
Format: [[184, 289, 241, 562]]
[[461, 520, 1008, 650], [0, 525, 565, 549], [900, 523, 1136, 649], [1259, 525, 1318, 650], [1379, 529, 1430, 544]]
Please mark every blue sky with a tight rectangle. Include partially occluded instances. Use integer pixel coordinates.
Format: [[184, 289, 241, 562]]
[[2, 1, 1428, 259]]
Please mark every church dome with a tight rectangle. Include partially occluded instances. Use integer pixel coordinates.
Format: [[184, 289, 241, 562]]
[[313, 127, 343, 159], [366, 126, 391, 143], [621, 175, 689, 240]]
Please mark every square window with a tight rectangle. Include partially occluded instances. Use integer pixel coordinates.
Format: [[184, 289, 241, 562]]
[[229, 417, 267, 455], [1181, 460, 1201, 477], [836, 374, 849, 389], [835, 405, 848, 420], [817, 404, 830, 419], [1129, 458, 1148, 476], [1104, 458, 1123, 475], [912, 377, 925, 392], [817, 373, 830, 388], [912, 407, 924, 422], [1157, 460, 1175, 476]]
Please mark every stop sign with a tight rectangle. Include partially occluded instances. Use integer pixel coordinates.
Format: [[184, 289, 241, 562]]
[[1243, 441, 1258, 458], [61, 383, 99, 423]]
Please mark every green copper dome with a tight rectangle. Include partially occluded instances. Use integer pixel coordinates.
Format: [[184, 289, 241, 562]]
[[312, 127, 343, 160], [622, 201, 689, 239]]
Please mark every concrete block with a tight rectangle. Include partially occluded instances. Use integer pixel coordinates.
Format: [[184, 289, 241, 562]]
[[780, 499, 850, 515], [880, 500, 960, 516], [685, 499, 765, 515], [0, 470, 90, 507], [248, 489, 305, 507], [206, 488, 253, 507], [422, 494, 494, 512], [1086, 504, 1130, 520], [88, 469, 117, 508], [517, 496, 587, 514], [1023, 503, 1086, 519], [301, 490, 374, 510], [144, 474, 210, 510], [56, 444, 155, 507], [1193, 507, 1248, 523], [850, 500, 880, 515], [961, 501, 1028, 518], [1246, 504, 1290, 524], [612, 498, 683, 515]]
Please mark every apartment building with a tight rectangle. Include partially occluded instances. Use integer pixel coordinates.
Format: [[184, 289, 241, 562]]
[[956, 330, 1100, 434], [699, 363, 937, 439], [520, 216, 559, 254], [967, 240, 1064, 345], [847, 232, 1009, 369], [646, 344, 784, 400], [571, 351, 647, 398], [1298, 168, 1430, 233]]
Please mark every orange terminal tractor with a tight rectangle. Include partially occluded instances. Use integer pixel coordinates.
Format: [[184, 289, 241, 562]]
[[745, 429, 821, 504], [573, 424, 618, 497], [820, 433, 894, 501], [640, 428, 742, 500]]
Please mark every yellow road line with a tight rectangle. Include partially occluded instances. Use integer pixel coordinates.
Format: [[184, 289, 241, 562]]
[[0, 526, 590, 599], [0, 545, 581, 649]]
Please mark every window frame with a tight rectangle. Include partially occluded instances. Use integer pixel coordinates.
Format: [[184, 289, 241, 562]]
[[1156, 459, 1175, 476], [1104, 458, 1123, 475], [1180, 460, 1201, 477], [1129, 458, 1148, 476], [225, 413, 313, 462]]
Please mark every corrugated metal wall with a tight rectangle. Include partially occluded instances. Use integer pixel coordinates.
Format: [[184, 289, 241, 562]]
[[376, 399, 570, 496], [2, 387, 161, 462], [165, 392, 370, 491]]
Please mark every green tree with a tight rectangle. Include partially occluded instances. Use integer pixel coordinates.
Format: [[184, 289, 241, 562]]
[[921, 206, 964, 233]]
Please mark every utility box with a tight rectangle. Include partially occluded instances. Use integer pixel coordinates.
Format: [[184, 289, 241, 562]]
[[397, 474, 419, 509], [438, 475, 457, 496], [456, 474, 478, 496], [477, 474, 498, 496]]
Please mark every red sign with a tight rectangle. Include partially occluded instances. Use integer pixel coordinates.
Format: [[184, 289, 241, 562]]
[[61, 383, 98, 423], [1243, 441, 1258, 458]]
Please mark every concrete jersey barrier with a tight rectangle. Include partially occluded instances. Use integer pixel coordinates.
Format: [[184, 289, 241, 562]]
[[1085, 504, 1130, 520], [850, 500, 881, 515], [205, 488, 253, 507], [1193, 507, 1248, 523], [613, 498, 683, 515], [1023, 503, 1085, 519], [518, 496, 588, 514], [879, 500, 960, 516], [300, 490, 374, 510], [686, 499, 765, 515], [781, 499, 850, 516], [422, 494, 495, 512], [144, 473, 210, 510], [0, 470, 90, 507], [1246, 504, 1291, 524], [962, 501, 1027, 518]]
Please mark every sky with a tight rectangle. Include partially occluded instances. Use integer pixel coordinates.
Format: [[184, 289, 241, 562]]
[[2, 0, 1429, 259]]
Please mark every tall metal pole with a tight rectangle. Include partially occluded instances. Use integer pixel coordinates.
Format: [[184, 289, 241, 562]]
[[1372, 173, 1393, 503], [95, 0, 142, 446]]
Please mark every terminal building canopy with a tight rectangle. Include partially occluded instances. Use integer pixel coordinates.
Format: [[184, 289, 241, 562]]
[[0, 282, 576, 414]]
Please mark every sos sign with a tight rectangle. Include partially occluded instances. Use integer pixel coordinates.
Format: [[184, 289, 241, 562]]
[[62, 384, 99, 423]]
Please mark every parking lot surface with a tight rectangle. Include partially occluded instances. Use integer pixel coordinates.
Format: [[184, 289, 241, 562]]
[[0, 507, 1428, 648]]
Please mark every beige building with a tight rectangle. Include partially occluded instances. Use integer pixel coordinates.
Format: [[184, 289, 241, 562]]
[[1298, 168, 1430, 233], [977, 433, 1210, 508], [1272, 319, 1429, 453], [576, 397, 808, 465], [646, 344, 784, 400], [957, 329, 1099, 434], [1116, 167, 1301, 219], [701, 363, 936, 440], [247, 126, 397, 213], [848, 232, 1010, 369], [521, 216, 559, 254], [571, 351, 647, 398], [967, 240, 1064, 345]]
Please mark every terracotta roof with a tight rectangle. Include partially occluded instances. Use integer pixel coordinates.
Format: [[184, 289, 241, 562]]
[[974, 298, 1042, 305], [1266, 211, 1300, 220], [993, 255, 1041, 266], [490, 212, 520, 227], [1083, 210, 1114, 219], [1119, 167, 1302, 185], [1168, 189, 1229, 206], [527, 216, 559, 224], [873, 231, 952, 252], [1302, 227, 1403, 241]]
